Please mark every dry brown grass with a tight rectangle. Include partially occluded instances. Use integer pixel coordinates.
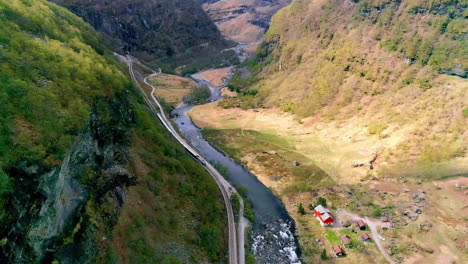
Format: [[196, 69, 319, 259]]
[[221, 87, 238, 98], [202, 0, 289, 54], [189, 74, 468, 183], [147, 74, 197, 105], [191, 96, 467, 264], [198, 67, 232, 87]]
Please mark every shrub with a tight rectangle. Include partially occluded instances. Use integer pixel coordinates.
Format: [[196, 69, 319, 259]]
[[183, 85, 210, 104], [320, 249, 328, 260], [281, 101, 296, 113], [367, 122, 388, 136], [316, 197, 327, 207], [373, 205, 383, 217], [298, 203, 306, 215], [231, 194, 241, 215]]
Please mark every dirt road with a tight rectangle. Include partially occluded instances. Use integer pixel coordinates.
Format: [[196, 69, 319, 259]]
[[336, 209, 396, 264]]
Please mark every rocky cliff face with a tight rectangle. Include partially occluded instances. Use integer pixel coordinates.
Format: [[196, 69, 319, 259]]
[[51, 0, 231, 66], [199, 0, 291, 54], [5, 94, 136, 263]]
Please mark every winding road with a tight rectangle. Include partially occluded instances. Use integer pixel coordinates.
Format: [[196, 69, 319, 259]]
[[124, 55, 245, 264]]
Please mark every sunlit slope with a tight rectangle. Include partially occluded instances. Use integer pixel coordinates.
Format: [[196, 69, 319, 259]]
[[232, 0, 467, 177]]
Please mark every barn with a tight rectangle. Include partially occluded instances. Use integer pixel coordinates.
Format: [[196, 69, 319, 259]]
[[314, 205, 335, 226]]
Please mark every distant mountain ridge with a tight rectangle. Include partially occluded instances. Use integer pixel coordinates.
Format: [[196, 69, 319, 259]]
[[199, 0, 291, 53], [51, 0, 235, 70]]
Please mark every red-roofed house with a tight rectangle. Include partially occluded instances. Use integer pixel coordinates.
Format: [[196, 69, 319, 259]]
[[314, 205, 335, 226], [333, 245, 345, 257]]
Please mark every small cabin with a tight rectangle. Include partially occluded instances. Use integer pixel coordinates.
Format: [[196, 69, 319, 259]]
[[361, 233, 371, 242], [340, 235, 351, 248], [333, 245, 345, 257], [314, 205, 335, 226], [356, 219, 366, 230]]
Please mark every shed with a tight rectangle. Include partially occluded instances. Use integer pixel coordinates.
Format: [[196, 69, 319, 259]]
[[333, 245, 345, 257], [361, 233, 371, 241], [356, 219, 366, 230], [340, 235, 351, 247]]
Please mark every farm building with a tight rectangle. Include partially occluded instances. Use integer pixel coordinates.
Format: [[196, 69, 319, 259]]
[[361, 233, 371, 241], [341, 235, 351, 248], [333, 245, 345, 257], [356, 219, 366, 230], [314, 205, 335, 226]]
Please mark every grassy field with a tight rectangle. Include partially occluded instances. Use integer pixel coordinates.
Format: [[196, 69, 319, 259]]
[[197, 67, 232, 87], [189, 88, 468, 184], [202, 128, 334, 194], [147, 74, 197, 105]]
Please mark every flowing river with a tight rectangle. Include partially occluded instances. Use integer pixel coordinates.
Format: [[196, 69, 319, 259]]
[[171, 64, 302, 263]]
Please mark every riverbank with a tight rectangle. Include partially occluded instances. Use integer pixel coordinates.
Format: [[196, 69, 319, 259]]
[[169, 68, 302, 263]]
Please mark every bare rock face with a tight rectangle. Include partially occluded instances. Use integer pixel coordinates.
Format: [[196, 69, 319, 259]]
[[7, 94, 137, 263], [51, 0, 229, 61], [199, 0, 291, 54]]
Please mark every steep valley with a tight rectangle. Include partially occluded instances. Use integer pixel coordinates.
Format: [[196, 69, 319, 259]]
[[1, 0, 467, 263], [188, 0, 468, 263], [51, 0, 239, 74]]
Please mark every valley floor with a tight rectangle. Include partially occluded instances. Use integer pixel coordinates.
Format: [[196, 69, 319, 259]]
[[186, 70, 468, 263]]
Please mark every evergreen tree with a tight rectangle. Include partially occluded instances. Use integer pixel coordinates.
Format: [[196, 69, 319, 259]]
[[316, 197, 327, 207], [298, 203, 305, 215]]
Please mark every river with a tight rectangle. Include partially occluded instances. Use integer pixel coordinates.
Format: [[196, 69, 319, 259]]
[[170, 61, 302, 263]]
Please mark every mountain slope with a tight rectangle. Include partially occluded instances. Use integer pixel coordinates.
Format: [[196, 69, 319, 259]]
[[0, 1, 226, 263], [199, 0, 291, 53], [51, 0, 238, 72], [186, 1, 467, 262], [228, 0, 467, 176]]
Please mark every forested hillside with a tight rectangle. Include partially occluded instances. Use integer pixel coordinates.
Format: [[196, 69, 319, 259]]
[[0, 0, 226, 263], [50, 0, 239, 73], [229, 0, 467, 176]]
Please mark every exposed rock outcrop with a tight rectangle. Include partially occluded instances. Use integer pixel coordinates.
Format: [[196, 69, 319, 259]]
[[199, 0, 291, 53], [5, 94, 136, 263], [51, 0, 230, 62]]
